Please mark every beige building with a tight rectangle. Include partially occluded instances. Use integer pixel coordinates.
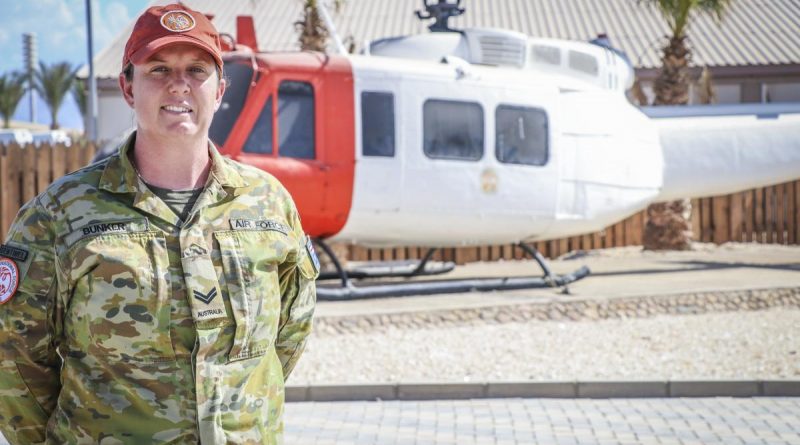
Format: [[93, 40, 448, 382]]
[[82, 0, 800, 141]]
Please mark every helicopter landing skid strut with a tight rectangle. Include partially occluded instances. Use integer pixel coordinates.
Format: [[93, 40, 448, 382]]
[[313, 239, 590, 301]]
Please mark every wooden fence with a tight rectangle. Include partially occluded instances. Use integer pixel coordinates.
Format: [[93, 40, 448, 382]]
[[0, 142, 797, 262], [0, 142, 97, 237]]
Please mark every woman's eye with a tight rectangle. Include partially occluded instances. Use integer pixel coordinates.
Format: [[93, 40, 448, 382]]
[[151, 66, 168, 73]]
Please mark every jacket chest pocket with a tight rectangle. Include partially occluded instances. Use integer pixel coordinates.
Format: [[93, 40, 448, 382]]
[[65, 231, 174, 362], [214, 230, 293, 361]]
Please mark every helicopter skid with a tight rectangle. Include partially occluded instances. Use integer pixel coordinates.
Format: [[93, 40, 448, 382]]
[[317, 260, 456, 280], [316, 265, 590, 301]]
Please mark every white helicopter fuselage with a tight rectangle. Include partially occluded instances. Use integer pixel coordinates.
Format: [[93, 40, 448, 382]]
[[218, 28, 799, 248], [334, 38, 662, 247]]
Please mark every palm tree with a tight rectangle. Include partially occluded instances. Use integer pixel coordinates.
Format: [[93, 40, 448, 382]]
[[0, 72, 27, 128], [295, 0, 344, 52], [35, 61, 78, 130], [72, 79, 88, 133], [640, 0, 732, 250]]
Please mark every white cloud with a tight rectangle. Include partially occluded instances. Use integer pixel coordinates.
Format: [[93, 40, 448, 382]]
[[106, 2, 132, 29], [92, 1, 134, 54]]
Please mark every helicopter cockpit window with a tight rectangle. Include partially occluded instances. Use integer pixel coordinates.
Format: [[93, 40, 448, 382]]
[[495, 105, 548, 166], [242, 96, 273, 155], [278, 81, 315, 159], [361, 91, 395, 157], [209, 62, 254, 147], [423, 99, 484, 161]]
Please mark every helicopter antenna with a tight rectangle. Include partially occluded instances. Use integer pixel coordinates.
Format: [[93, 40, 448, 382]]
[[415, 0, 465, 32]]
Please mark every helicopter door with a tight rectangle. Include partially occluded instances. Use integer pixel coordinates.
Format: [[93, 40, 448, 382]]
[[355, 88, 402, 213], [235, 78, 327, 227]]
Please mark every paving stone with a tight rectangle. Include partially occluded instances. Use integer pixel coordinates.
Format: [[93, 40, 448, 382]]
[[282, 397, 800, 445]]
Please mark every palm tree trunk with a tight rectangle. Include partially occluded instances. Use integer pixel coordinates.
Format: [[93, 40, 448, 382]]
[[644, 35, 693, 250], [653, 36, 690, 106]]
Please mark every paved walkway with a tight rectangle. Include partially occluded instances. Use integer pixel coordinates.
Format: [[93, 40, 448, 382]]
[[285, 397, 800, 445]]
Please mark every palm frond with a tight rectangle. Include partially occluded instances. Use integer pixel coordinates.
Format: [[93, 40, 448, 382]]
[[35, 61, 78, 129], [72, 79, 88, 116], [0, 72, 27, 128]]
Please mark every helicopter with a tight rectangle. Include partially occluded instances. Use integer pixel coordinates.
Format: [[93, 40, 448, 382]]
[[102, 1, 800, 299]]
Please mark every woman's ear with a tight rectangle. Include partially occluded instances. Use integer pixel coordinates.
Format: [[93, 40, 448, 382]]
[[119, 73, 135, 107]]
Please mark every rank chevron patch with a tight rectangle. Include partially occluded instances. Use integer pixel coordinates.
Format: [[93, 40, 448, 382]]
[[193, 288, 217, 304]]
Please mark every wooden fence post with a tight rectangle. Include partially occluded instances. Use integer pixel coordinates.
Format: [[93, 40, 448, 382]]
[[21, 143, 37, 204], [792, 181, 799, 244], [3, 144, 23, 239], [0, 144, 7, 239], [712, 195, 730, 244], [776, 183, 786, 244]]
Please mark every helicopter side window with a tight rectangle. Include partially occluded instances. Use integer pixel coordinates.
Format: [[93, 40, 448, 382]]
[[242, 96, 274, 155], [423, 99, 484, 161], [531, 45, 561, 66], [361, 91, 395, 157], [568, 50, 599, 76], [209, 62, 254, 147], [495, 105, 548, 166], [278, 80, 315, 159]]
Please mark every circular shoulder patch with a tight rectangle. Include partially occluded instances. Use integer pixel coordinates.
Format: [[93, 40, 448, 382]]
[[160, 10, 196, 32], [0, 257, 19, 304]]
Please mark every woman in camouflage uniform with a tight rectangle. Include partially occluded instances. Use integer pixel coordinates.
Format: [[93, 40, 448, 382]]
[[0, 4, 318, 444]]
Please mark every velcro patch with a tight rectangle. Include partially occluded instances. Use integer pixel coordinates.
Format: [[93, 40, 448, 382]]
[[0, 244, 28, 262], [0, 257, 19, 304], [306, 237, 320, 274], [181, 253, 227, 324], [229, 219, 289, 234]]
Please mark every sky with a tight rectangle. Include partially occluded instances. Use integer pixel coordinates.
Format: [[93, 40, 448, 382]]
[[0, 0, 152, 130]]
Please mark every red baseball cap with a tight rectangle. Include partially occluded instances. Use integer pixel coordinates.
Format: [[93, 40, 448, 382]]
[[122, 3, 223, 70]]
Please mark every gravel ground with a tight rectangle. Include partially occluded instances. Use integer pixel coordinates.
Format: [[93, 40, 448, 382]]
[[290, 306, 800, 384]]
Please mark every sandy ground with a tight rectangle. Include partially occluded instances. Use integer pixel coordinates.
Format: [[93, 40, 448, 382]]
[[293, 242, 800, 384]]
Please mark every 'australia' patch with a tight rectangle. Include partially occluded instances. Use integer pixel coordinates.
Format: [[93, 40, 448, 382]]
[[229, 219, 289, 234], [0, 244, 28, 262], [306, 237, 320, 273], [0, 257, 19, 304]]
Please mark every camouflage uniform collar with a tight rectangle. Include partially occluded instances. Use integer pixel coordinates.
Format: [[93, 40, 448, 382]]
[[99, 132, 249, 194], [208, 140, 248, 189], [98, 132, 140, 193]]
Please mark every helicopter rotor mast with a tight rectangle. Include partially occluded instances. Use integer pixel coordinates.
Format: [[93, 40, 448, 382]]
[[415, 0, 465, 32]]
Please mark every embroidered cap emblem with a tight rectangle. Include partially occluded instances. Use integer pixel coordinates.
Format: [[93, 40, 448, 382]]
[[160, 10, 196, 32], [193, 288, 217, 304], [0, 257, 19, 304]]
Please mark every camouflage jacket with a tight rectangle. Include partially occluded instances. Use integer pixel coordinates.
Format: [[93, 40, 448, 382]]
[[0, 135, 318, 444]]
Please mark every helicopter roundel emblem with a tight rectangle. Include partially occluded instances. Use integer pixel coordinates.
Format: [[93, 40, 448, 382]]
[[481, 168, 499, 194], [160, 10, 196, 32], [0, 257, 19, 304]]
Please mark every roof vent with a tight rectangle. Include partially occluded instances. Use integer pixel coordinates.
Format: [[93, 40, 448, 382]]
[[465, 29, 527, 68]]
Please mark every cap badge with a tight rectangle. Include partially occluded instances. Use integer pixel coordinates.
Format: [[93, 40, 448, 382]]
[[0, 257, 19, 304], [160, 10, 196, 32]]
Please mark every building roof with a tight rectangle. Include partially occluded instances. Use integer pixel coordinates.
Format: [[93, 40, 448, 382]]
[[86, 0, 800, 79]]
